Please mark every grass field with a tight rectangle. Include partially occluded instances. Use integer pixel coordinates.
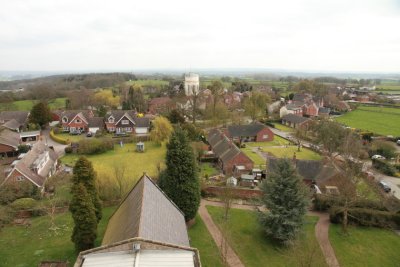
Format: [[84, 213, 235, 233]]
[[0, 98, 66, 111], [188, 215, 224, 267], [126, 79, 169, 87], [0, 206, 116, 267], [329, 224, 400, 267], [335, 106, 400, 136], [61, 142, 166, 188], [207, 206, 327, 267], [274, 123, 294, 132]]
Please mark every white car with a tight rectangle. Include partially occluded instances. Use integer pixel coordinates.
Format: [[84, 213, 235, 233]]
[[371, 155, 386, 160]]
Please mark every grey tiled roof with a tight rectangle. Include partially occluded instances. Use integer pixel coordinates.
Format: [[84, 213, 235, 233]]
[[102, 175, 190, 247], [282, 114, 310, 124], [0, 129, 20, 148], [0, 111, 29, 124], [88, 117, 104, 128], [3, 119, 23, 130], [227, 123, 266, 138]]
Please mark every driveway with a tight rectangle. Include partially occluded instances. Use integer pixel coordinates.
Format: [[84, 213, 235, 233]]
[[42, 128, 67, 158], [364, 161, 400, 199]]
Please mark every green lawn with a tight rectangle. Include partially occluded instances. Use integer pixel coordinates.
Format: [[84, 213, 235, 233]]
[[274, 123, 294, 132], [0, 98, 66, 111], [55, 132, 86, 143], [245, 136, 289, 147], [329, 224, 400, 267], [207, 206, 327, 267], [200, 163, 219, 178], [0, 206, 115, 267], [241, 147, 266, 166], [188, 215, 224, 267], [126, 79, 169, 87], [263, 146, 322, 160], [61, 142, 166, 188], [335, 106, 400, 136]]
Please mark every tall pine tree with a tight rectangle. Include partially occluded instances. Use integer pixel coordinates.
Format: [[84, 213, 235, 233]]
[[159, 127, 200, 221], [72, 157, 102, 222], [260, 158, 309, 245], [70, 182, 98, 251]]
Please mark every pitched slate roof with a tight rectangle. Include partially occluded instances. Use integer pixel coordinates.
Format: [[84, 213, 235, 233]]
[[134, 117, 150, 128], [61, 110, 91, 123], [227, 123, 266, 138], [0, 129, 20, 148], [281, 114, 311, 124], [102, 175, 190, 247], [0, 111, 29, 124], [105, 110, 150, 128], [2, 119, 23, 130]]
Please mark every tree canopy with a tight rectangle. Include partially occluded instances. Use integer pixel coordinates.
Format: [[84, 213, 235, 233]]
[[150, 116, 174, 144], [29, 102, 52, 128], [244, 91, 271, 121], [158, 127, 200, 221]]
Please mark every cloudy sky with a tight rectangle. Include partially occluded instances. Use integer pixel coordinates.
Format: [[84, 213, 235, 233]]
[[1, 0, 399, 72]]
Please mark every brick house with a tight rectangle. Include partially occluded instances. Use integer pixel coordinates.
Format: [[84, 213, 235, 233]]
[[60, 110, 94, 133], [208, 129, 253, 174], [226, 123, 274, 143], [1, 141, 57, 192], [105, 110, 150, 135]]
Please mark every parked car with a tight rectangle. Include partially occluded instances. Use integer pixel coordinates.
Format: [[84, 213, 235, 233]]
[[397, 139, 400, 146], [70, 130, 82, 135], [371, 154, 386, 160], [378, 181, 391, 193], [86, 132, 93, 137]]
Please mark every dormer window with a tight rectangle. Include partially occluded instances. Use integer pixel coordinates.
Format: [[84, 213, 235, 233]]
[[109, 116, 115, 123], [62, 117, 68, 123], [122, 120, 129, 125]]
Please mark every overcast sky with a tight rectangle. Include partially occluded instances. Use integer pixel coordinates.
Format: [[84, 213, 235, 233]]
[[1, 0, 399, 72]]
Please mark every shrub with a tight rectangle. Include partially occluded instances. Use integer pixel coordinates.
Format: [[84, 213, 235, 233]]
[[10, 198, 37, 210], [372, 159, 396, 176], [78, 138, 114, 155], [17, 145, 30, 153], [369, 140, 396, 159], [0, 183, 40, 204], [329, 207, 400, 228], [65, 146, 73, 154], [0, 206, 15, 228], [50, 129, 70, 145], [53, 127, 60, 134], [314, 194, 386, 211]]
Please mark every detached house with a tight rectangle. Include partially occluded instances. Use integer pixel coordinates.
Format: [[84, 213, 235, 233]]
[[226, 123, 274, 143], [0, 129, 21, 157], [60, 110, 94, 133], [1, 140, 57, 192], [105, 110, 150, 135], [0, 111, 30, 132], [74, 174, 200, 267], [208, 129, 253, 174]]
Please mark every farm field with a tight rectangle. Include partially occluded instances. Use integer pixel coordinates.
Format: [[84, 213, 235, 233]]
[[335, 106, 400, 136], [188, 215, 224, 267], [0, 206, 116, 267], [61, 142, 166, 189], [329, 224, 400, 267], [126, 79, 169, 87], [0, 97, 66, 111], [207, 206, 327, 267]]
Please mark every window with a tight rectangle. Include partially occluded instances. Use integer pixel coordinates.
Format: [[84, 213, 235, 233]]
[[16, 176, 24, 181], [263, 134, 269, 139], [75, 119, 81, 123], [108, 116, 114, 123], [126, 127, 132, 132], [122, 120, 129, 125], [62, 117, 68, 123]]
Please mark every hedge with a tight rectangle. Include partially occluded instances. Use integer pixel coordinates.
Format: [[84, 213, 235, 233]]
[[329, 207, 400, 228], [314, 194, 386, 211], [50, 129, 70, 145], [372, 159, 396, 176], [10, 198, 37, 210], [78, 138, 114, 155]]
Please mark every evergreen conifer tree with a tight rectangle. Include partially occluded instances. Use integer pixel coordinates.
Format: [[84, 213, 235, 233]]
[[70, 182, 98, 252], [72, 157, 102, 222], [260, 158, 309, 245], [159, 127, 200, 221]]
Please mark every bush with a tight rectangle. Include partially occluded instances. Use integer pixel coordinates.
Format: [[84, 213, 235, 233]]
[[65, 146, 73, 154], [50, 129, 70, 145], [78, 138, 114, 155], [10, 198, 37, 210], [0, 206, 15, 228], [369, 140, 396, 159], [314, 194, 386, 211], [0, 183, 40, 204], [372, 159, 396, 176], [17, 145, 30, 153], [53, 127, 60, 134], [329, 207, 400, 228]]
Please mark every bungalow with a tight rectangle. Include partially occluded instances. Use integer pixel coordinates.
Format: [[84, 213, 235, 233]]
[[0, 129, 21, 157], [74, 174, 200, 267], [105, 110, 150, 135], [208, 129, 253, 174], [226, 123, 274, 143], [281, 114, 311, 129], [1, 140, 57, 192], [0, 111, 30, 132]]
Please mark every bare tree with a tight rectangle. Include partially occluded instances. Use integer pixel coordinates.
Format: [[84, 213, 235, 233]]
[[219, 185, 234, 266], [113, 162, 127, 199]]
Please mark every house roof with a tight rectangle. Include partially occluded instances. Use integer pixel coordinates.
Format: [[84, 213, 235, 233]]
[[0, 128, 20, 148], [4, 140, 57, 187], [148, 97, 172, 106], [105, 110, 150, 128], [61, 110, 92, 123], [102, 175, 190, 247], [227, 123, 266, 138], [0, 111, 29, 124], [2, 119, 23, 130], [281, 114, 311, 124], [286, 103, 304, 110], [88, 117, 104, 128], [134, 117, 150, 128]]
